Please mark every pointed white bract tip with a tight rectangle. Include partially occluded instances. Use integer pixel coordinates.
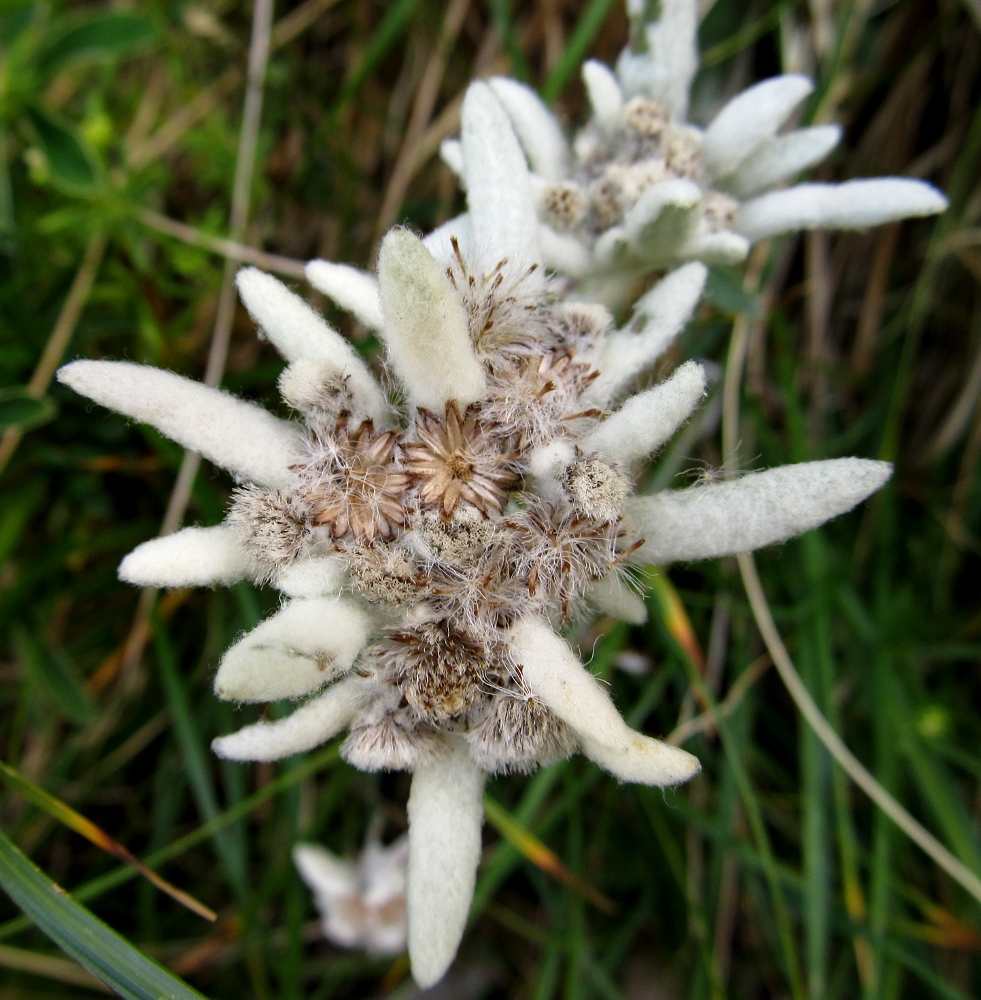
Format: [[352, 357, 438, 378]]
[[461, 81, 541, 273], [582, 59, 623, 135], [274, 556, 347, 598], [235, 267, 329, 363], [703, 74, 814, 182], [212, 676, 367, 762], [407, 743, 484, 989], [213, 597, 371, 702], [305, 259, 385, 331], [617, 0, 698, 120], [727, 125, 842, 199], [591, 263, 707, 404], [735, 179, 948, 241], [293, 843, 357, 900], [440, 137, 464, 178], [582, 734, 701, 787], [118, 524, 254, 588], [57, 360, 305, 486], [488, 76, 570, 182], [626, 458, 892, 564], [510, 615, 700, 788], [539, 225, 593, 278], [377, 228, 486, 411], [422, 213, 473, 267], [585, 361, 706, 466]]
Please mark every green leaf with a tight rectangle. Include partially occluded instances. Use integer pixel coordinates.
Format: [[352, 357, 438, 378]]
[[0, 388, 56, 431], [704, 266, 762, 317], [0, 826, 208, 1000], [25, 106, 97, 190], [13, 627, 95, 726], [37, 12, 156, 77]]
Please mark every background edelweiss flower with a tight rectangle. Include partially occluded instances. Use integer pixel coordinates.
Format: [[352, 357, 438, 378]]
[[436, 0, 947, 299], [56, 80, 893, 990], [293, 833, 408, 956]]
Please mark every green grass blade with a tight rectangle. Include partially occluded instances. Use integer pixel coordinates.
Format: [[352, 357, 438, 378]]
[[0, 826, 207, 1000], [541, 0, 617, 101], [153, 613, 247, 898]]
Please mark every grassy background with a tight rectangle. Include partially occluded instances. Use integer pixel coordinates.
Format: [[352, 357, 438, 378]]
[[1, 0, 980, 997]]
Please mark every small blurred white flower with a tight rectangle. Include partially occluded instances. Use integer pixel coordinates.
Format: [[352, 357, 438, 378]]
[[439, 0, 946, 300], [294, 835, 408, 955]]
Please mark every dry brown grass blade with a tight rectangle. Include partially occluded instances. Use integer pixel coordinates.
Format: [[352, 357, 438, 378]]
[[137, 209, 307, 278], [0, 760, 216, 922], [0, 943, 110, 992], [374, 0, 472, 240]]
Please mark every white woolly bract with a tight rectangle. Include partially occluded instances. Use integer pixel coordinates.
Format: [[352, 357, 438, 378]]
[[304, 260, 385, 331], [584, 360, 706, 466], [274, 556, 348, 599], [590, 263, 706, 403], [627, 458, 893, 564], [736, 179, 949, 241], [213, 597, 372, 702], [236, 267, 388, 423], [509, 616, 699, 786], [587, 574, 647, 624], [540, 225, 593, 278], [56, 360, 305, 487], [439, 138, 464, 179], [582, 60, 623, 136], [727, 125, 842, 199], [406, 743, 485, 989], [702, 74, 813, 182], [118, 524, 254, 588], [460, 82, 541, 274], [422, 213, 473, 266], [617, 0, 697, 120], [377, 229, 487, 411], [489, 76, 570, 182], [212, 675, 368, 761]]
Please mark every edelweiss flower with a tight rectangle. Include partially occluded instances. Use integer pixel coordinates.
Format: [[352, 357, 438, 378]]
[[57, 82, 891, 988], [294, 834, 408, 955], [436, 0, 947, 298]]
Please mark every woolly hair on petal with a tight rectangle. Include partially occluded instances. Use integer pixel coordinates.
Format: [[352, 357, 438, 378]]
[[235, 268, 388, 424], [590, 263, 707, 404], [213, 598, 372, 703], [617, 0, 697, 120], [510, 616, 700, 786], [406, 743, 485, 989], [56, 360, 306, 487], [701, 74, 814, 182], [273, 556, 348, 599], [304, 259, 385, 331], [582, 59, 623, 135], [118, 524, 254, 588], [460, 81, 541, 274], [212, 676, 369, 761], [376, 228, 487, 411], [727, 125, 842, 199], [626, 458, 893, 565], [488, 76, 570, 182], [585, 361, 707, 466], [621, 179, 703, 264], [735, 179, 949, 241]]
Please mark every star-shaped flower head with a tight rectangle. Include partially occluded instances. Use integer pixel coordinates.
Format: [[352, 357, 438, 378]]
[[294, 832, 408, 955], [57, 81, 892, 989], [436, 0, 946, 301]]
